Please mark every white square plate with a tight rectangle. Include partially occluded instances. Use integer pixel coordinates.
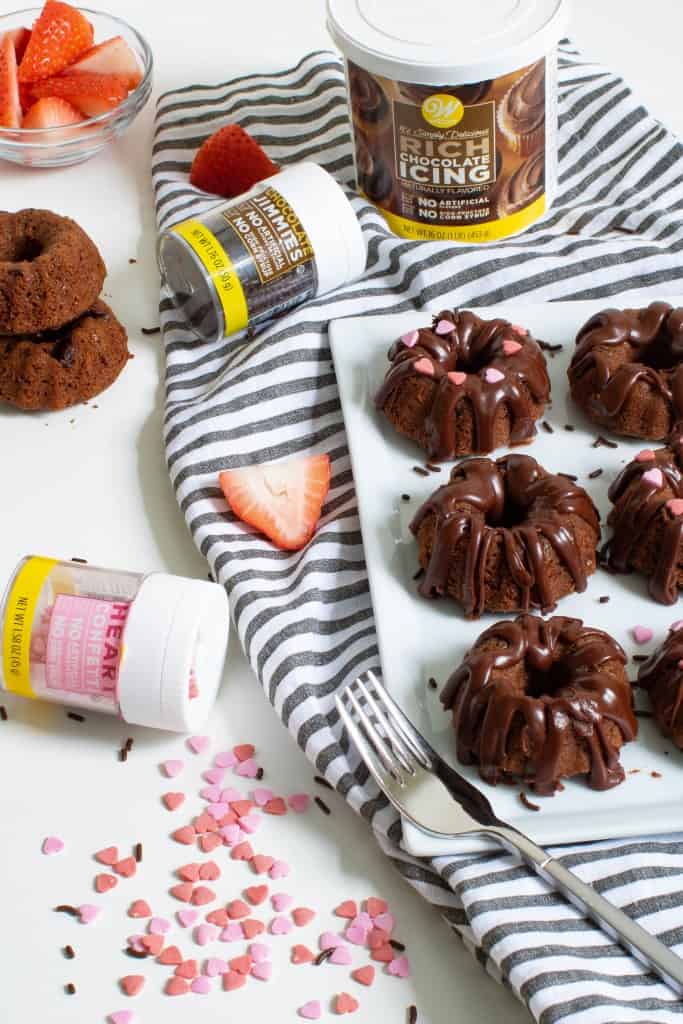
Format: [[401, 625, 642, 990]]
[[330, 300, 683, 855]]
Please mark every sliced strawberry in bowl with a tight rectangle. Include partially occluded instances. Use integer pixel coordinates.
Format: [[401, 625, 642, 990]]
[[190, 124, 280, 199], [5, 27, 31, 64], [23, 96, 82, 130], [19, 1, 93, 83], [69, 35, 143, 90], [0, 33, 21, 129], [30, 72, 129, 117], [219, 455, 331, 551]]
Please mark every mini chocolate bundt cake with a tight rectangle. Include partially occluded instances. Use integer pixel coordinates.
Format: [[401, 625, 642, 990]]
[[638, 624, 683, 748], [375, 310, 550, 460], [0, 209, 106, 335], [442, 614, 638, 794], [410, 453, 600, 619], [568, 302, 683, 440], [607, 431, 683, 603]]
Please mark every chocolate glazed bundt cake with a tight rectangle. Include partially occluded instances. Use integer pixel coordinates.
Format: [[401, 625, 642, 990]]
[[607, 431, 683, 603], [410, 453, 600, 619], [375, 310, 550, 460], [441, 614, 638, 795], [638, 624, 683, 749], [568, 302, 683, 440]]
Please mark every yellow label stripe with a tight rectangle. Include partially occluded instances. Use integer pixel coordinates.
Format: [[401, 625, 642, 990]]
[[368, 194, 547, 244], [2, 556, 56, 699], [172, 220, 249, 335]]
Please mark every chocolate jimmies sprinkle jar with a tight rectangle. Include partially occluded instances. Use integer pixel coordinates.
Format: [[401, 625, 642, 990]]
[[158, 162, 366, 342], [327, 0, 569, 243], [0, 556, 229, 731]]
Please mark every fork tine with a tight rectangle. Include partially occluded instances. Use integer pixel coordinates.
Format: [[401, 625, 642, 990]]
[[345, 686, 406, 784], [354, 675, 416, 775], [365, 670, 433, 769], [335, 695, 395, 795]]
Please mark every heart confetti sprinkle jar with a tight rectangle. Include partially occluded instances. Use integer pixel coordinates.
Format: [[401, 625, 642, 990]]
[[327, 0, 569, 243], [0, 556, 229, 731]]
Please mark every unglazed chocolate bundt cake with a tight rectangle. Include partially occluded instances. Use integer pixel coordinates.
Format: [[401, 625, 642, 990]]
[[0, 209, 106, 335], [375, 310, 550, 460], [410, 453, 600, 618], [607, 431, 683, 603], [638, 624, 683, 748], [441, 614, 638, 794], [568, 301, 683, 440]]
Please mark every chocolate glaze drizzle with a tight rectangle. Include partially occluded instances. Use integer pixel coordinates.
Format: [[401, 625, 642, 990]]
[[638, 625, 683, 748], [607, 431, 683, 603], [568, 302, 683, 434], [410, 454, 599, 618], [375, 310, 550, 459], [441, 614, 637, 795]]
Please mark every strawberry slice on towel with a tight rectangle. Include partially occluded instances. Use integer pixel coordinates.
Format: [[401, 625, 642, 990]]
[[190, 124, 279, 199], [219, 454, 331, 551]]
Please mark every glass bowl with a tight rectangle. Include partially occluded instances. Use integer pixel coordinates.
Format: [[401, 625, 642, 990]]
[[0, 7, 153, 168]]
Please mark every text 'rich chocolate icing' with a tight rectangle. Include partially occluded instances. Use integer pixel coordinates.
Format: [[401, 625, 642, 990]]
[[441, 614, 637, 795], [638, 624, 683, 748]]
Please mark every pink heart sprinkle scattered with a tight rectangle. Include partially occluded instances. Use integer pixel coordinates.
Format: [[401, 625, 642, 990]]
[[299, 1000, 322, 1020], [413, 357, 434, 377], [109, 1012, 133, 1024], [203, 767, 225, 785], [667, 499, 683, 516], [320, 931, 344, 950], [195, 923, 218, 946], [149, 917, 171, 935], [220, 923, 244, 943], [366, 898, 387, 918], [434, 319, 453, 336], [335, 992, 359, 1014], [191, 976, 212, 994], [345, 923, 368, 945], [251, 854, 273, 873], [271, 892, 293, 912], [239, 813, 261, 834], [157, 945, 182, 965], [388, 955, 411, 978], [352, 965, 375, 986], [511, 324, 528, 336], [401, 330, 419, 347], [484, 367, 505, 384], [221, 786, 242, 803], [128, 900, 151, 919], [227, 899, 250, 920], [95, 873, 117, 894], [235, 758, 259, 778], [191, 886, 216, 907], [288, 793, 310, 813], [502, 339, 522, 356], [251, 961, 272, 981], [234, 743, 255, 762], [207, 802, 229, 820], [162, 792, 185, 811], [252, 788, 274, 807], [636, 449, 656, 462], [42, 835, 64, 855], [330, 944, 353, 965], [174, 960, 197, 980], [249, 942, 271, 963], [120, 974, 144, 997], [188, 735, 210, 755], [200, 784, 222, 802], [269, 860, 290, 880], [642, 468, 664, 488], [447, 371, 467, 386], [292, 907, 315, 927], [374, 912, 395, 934], [220, 825, 244, 846], [79, 904, 101, 925], [671, 620, 683, 632], [95, 846, 119, 866], [115, 857, 136, 879], [127, 935, 145, 953], [165, 977, 189, 996], [270, 915, 293, 935], [223, 970, 246, 991], [335, 901, 357, 919], [292, 944, 315, 964], [205, 957, 228, 977], [177, 909, 198, 928], [632, 625, 654, 645], [162, 759, 184, 778], [214, 750, 238, 769], [199, 833, 221, 853]]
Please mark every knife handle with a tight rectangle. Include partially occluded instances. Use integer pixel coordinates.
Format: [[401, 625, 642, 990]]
[[490, 824, 683, 996]]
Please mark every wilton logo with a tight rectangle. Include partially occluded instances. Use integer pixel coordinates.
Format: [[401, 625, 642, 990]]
[[421, 93, 464, 129]]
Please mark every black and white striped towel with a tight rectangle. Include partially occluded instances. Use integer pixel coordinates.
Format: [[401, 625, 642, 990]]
[[154, 42, 683, 1023]]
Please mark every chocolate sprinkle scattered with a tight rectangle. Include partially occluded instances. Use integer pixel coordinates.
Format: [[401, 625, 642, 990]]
[[124, 737, 134, 753], [134, 842, 143, 863], [65, 983, 76, 995], [588, 468, 603, 479], [412, 567, 425, 581], [0, 706, 7, 721], [141, 326, 161, 336], [519, 792, 541, 812], [426, 463, 441, 473], [408, 1006, 418, 1024], [541, 421, 554, 434], [413, 466, 429, 477], [119, 747, 128, 762], [652, 770, 662, 778], [67, 711, 85, 722], [538, 340, 563, 354], [632, 654, 648, 663], [636, 709, 654, 718], [427, 677, 438, 690], [401, 494, 411, 502], [558, 472, 578, 482], [55, 905, 79, 917], [390, 939, 406, 951], [129, 258, 137, 264], [71, 557, 88, 564], [315, 947, 335, 965], [313, 775, 333, 791], [593, 435, 618, 449], [314, 796, 331, 816], [599, 596, 610, 604], [63, 945, 75, 959], [564, 424, 575, 432], [256, 767, 264, 780], [125, 947, 149, 959]]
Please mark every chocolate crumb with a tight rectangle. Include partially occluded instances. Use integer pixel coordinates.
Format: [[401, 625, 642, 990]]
[[314, 775, 333, 791], [412, 567, 425, 581], [63, 945, 75, 959], [588, 468, 603, 479], [426, 463, 441, 473], [71, 557, 88, 564], [519, 792, 541, 812], [134, 842, 143, 863], [65, 983, 76, 995], [55, 905, 79, 917], [119, 747, 128, 762], [255, 767, 264, 780], [632, 654, 648, 663], [651, 770, 662, 778], [314, 796, 331, 816], [558, 472, 578, 482], [628, 768, 641, 775], [124, 737, 134, 753], [129, 258, 137, 264], [541, 420, 554, 434], [401, 494, 411, 502], [66, 711, 85, 722], [315, 947, 335, 965], [413, 466, 429, 477], [141, 326, 161, 336], [564, 424, 575, 432], [0, 706, 7, 721], [593, 435, 618, 449], [408, 1006, 418, 1024], [390, 939, 406, 951], [538, 340, 563, 354], [125, 947, 149, 959], [427, 677, 438, 690]]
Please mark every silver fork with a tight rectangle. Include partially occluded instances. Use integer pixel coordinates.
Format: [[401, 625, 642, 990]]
[[336, 670, 683, 996]]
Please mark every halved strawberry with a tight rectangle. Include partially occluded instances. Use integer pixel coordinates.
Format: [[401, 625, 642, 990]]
[[23, 96, 82, 128], [30, 72, 128, 117], [219, 454, 331, 551], [5, 27, 31, 63], [19, 1, 93, 83], [69, 36, 142, 90], [190, 124, 279, 199], [0, 34, 21, 129]]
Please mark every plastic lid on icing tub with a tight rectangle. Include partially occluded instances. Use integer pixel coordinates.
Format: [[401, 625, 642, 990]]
[[327, 0, 570, 84]]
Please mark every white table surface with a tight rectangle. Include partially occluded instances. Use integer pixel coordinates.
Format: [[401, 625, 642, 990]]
[[1, 2, 681, 1021]]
